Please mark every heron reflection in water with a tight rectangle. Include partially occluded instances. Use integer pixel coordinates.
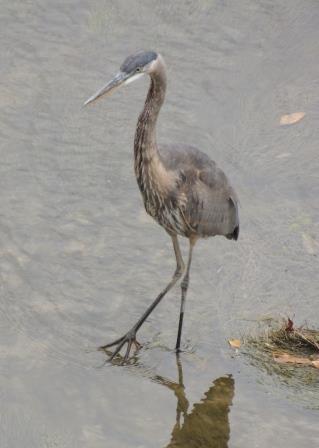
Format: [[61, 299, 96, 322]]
[[153, 357, 234, 448], [85, 51, 239, 360]]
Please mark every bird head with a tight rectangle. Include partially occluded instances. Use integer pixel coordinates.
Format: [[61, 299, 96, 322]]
[[84, 50, 158, 106]]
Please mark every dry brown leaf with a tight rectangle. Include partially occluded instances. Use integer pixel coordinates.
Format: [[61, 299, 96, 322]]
[[280, 112, 305, 125], [311, 360, 319, 369], [228, 339, 241, 349], [285, 317, 294, 332], [273, 352, 312, 366]]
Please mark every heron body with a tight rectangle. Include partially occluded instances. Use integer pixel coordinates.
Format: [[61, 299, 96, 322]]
[[85, 50, 239, 361]]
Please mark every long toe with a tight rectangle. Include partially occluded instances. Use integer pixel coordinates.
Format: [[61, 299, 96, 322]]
[[99, 335, 125, 351], [99, 331, 141, 363], [109, 338, 127, 361]]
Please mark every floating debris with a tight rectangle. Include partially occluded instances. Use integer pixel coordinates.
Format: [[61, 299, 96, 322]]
[[245, 318, 319, 371], [273, 352, 319, 369], [279, 111, 305, 125], [228, 339, 241, 349], [266, 319, 319, 354]]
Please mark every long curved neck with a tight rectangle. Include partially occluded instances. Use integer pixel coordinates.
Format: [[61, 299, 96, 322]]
[[134, 59, 167, 189]]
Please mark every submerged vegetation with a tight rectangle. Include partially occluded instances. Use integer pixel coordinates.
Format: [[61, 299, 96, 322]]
[[231, 318, 319, 408], [245, 318, 319, 369], [230, 318, 319, 396], [267, 319, 319, 356]]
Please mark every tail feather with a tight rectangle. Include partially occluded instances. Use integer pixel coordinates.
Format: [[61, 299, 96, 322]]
[[232, 224, 239, 240], [226, 224, 239, 240], [226, 196, 239, 240]]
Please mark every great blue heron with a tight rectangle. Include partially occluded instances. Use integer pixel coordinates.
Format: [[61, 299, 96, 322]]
[[85, 50, 239, 361]]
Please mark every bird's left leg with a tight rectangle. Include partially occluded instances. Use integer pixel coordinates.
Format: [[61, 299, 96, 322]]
[[100, 234, 185, 362], [175, 237, 196, 352]]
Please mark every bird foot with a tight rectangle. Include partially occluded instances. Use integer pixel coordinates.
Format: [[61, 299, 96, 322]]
[[99, 329, 141, 362]]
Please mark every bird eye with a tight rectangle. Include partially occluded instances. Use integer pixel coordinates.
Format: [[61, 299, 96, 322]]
[[136, 67, 141, 72]]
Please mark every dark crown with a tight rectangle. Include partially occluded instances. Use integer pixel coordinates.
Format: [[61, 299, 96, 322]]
[[120, 51, 157, 73]]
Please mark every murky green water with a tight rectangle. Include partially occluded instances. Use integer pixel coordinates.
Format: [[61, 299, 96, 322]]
[[1, 1, 318, 446]]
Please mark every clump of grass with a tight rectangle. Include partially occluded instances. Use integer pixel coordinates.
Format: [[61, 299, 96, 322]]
[[236, 319, 319, 405], [243, 318, 319, 373], [266, 318, 319, 356]]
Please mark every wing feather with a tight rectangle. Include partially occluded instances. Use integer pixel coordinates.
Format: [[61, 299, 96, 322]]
[[159, 144, 239, 238]]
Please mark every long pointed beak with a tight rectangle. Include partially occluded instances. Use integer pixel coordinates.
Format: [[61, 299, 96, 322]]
[[84, 71, 129, 106]]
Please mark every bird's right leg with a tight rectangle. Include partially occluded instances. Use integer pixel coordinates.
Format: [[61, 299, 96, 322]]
[[100, 234, 185, 362]]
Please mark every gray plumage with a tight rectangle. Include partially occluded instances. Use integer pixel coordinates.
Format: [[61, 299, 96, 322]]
[[85, 50, 239, 362], [156, 143, 239, 239], [132, 52, 239, 241]]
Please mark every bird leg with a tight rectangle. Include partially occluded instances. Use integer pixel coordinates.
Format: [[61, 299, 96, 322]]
[[175, 237, 196, 352], [100, 235, 185, 362], [99, 329, 141, 362]]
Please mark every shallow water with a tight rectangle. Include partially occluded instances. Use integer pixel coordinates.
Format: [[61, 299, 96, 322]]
[[1, 0, 319, 446]]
